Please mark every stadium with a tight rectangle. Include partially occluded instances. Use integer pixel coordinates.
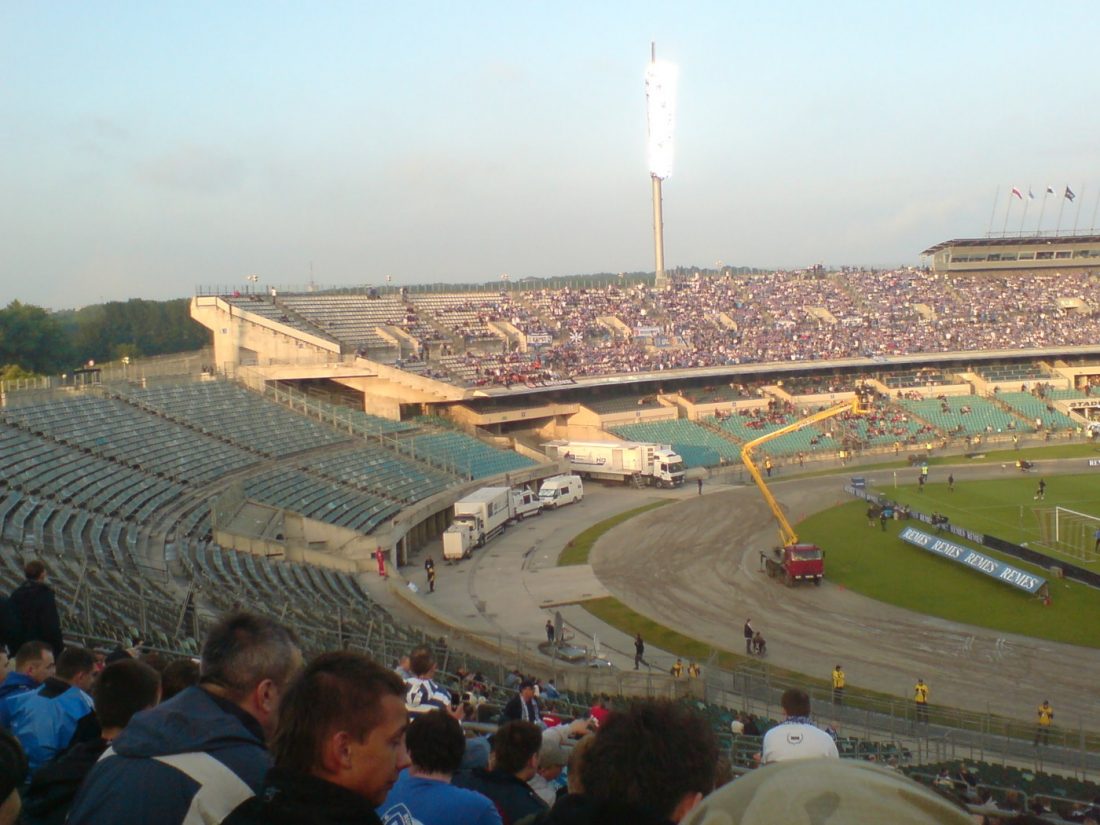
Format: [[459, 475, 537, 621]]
[[3, 264, 1100, 817]]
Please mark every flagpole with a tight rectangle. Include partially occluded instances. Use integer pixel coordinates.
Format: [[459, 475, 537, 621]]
[[1001, 191, 1014, 237], [986, 185, 1000, 237], [1037, 188, 1051, 235], [1090, 189, 1100, 233], [1071, 183, 1085, 236], [1055, 189, 1068, 236], [1018, 188, 1031, 235]]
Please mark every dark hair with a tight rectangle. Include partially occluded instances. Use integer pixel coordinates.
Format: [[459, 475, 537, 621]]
[[24, 560, 47, 580], [271, 651, 405, 774], [57, 646, 96, 680], [14, 640, 52, 669], [200, 612, 300, 700], [94, 659, 161, 728], [580, 699, 717, 820], [408, 646, 435, 678], [405, 710, 465, 773], [781, 689, 811, 717], [161, 659, 201, 701], [492, 720, 542, 775]]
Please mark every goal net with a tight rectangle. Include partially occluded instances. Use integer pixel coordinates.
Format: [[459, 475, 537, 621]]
[[1035, 506, 1100, 562]]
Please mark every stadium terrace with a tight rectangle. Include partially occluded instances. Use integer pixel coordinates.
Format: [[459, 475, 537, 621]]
[[193, 267, 1099, 395]]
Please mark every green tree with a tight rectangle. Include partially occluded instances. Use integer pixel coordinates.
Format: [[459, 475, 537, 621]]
[[70, 298, 208, 363], [0, 301, 71, 374]]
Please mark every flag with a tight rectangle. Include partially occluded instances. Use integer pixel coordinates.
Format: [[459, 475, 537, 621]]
[[1046, 186, 1056, 195], [1064, 186, 1076, 201], [1028, 188, 1035, 200], [1010, 187, 1023, 200]]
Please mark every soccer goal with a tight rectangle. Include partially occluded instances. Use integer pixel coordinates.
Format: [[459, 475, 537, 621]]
[[1035, 507, 1100, 562]]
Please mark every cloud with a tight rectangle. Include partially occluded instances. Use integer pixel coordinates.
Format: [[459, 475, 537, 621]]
[[138, 145, 247, 194]]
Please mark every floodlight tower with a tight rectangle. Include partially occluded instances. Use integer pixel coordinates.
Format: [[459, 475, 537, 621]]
[[645, 43, 677, 290]]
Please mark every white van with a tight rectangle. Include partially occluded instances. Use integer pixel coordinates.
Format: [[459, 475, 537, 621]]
[[538, 474, 584, 509]]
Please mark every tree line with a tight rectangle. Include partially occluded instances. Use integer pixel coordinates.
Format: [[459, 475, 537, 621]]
[[0, 298, 209, 379]]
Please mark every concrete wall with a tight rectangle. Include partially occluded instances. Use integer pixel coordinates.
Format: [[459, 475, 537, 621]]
[[594, 403, 679, 427], [191, 296, 341, 373]]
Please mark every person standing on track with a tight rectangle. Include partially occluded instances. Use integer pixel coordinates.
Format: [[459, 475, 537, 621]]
[[743, 619, 755, 654], [634, 633, 645, 670], [913, 678, 930, 726], [1035, 699, 1054, 746], [832, 665, 845, 706]]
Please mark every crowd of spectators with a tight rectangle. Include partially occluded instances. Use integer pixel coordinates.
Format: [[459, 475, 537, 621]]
[[2, 569, 1098, 823], [371, 269, 1098, 387]]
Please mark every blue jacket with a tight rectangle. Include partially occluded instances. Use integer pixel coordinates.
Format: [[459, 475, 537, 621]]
[[67, 685, 271, 825], [379, 771, 502, 825], [5, 678, 94, 776], [0, 671, 39, 726]]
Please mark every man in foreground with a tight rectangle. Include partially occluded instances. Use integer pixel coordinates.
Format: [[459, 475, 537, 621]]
[[67, 612, 301, 825], [226, 651, 410, 824]]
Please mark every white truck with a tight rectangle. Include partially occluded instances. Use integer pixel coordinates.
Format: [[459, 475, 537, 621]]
[[442, 486, 542, 560], [543, 440, 686, 488]]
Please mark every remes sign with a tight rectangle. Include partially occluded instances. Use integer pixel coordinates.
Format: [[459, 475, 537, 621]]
[[898, 526, 1047, 595]]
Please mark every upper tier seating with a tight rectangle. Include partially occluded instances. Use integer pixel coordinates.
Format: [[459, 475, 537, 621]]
[[126, 382, 350, 457]]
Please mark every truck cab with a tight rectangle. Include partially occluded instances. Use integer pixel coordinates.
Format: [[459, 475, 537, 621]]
[[764, 543, 824, 585], [783, 544, 824, 584], [653, 448, 686, 487]]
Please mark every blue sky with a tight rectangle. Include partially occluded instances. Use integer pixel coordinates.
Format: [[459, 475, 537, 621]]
[[2, 1, 1098, 308]]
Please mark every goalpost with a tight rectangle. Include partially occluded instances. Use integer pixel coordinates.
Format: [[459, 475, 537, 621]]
[[1035, 506, 1100, 562]]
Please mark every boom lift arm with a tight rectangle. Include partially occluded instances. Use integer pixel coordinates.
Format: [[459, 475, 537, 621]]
[[740, 389, 873, 546]]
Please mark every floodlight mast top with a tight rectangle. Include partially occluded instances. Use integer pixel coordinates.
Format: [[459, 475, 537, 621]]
[[646, 43, 677, 289], [645, 44, 677, 180]]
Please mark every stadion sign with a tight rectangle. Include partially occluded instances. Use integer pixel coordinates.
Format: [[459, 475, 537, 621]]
[[899, 527, 1047, 595]]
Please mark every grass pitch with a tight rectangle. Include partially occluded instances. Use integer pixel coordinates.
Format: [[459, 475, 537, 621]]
[[796, 473, 1100, 648], [872, 470, 1100, 565]]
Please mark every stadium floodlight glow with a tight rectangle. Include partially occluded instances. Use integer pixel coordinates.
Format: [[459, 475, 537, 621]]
[[646, 44, 677, 289], [645, 58, 678, 180]]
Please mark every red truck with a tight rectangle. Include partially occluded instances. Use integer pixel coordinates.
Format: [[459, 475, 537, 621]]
[[762, 543, 825, 586]]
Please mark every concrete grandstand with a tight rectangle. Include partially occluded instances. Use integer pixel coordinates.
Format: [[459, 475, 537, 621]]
[[922, 233, 1100, 276]]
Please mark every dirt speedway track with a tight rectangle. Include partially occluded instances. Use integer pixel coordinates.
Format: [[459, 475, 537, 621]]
[[589, 464, 1100, 729]]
